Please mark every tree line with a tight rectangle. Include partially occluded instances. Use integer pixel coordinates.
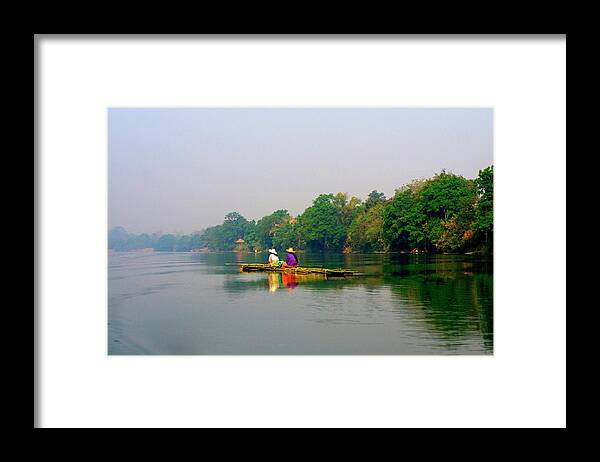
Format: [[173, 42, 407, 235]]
[[109, 166, 493, 254]]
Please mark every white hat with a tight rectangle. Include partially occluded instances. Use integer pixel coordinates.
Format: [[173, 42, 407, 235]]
[[268, 248, 278, 255]]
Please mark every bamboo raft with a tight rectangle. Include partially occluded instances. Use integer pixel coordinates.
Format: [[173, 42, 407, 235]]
[[238, 263, 358, 277]]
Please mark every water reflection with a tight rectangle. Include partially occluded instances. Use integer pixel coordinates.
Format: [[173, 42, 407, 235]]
[[385, 273, 493, 352], [110, 251, 493, 354], [282, 273, 299, 291], [223, 253, 493, 353], [267, 272, 316, 292], [267, 273, 280, 292]]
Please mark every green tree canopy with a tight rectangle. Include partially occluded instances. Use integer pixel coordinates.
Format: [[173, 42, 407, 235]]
[[347, 202, 387, 252], [365, 190, 386, 210], [382, 185, 427, 251], [272, 221, 303, 251], [332, 192, 364, 228], [473, 166, 493, 247], [108, 166, 493, 255], [419, 171, 477, 252], [255, 209, 291, 250], [297, 194, 347, 251]]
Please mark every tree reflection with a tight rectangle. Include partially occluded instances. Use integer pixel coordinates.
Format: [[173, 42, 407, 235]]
[[219, 252, 493, 352], [386, 273, 493, 352]]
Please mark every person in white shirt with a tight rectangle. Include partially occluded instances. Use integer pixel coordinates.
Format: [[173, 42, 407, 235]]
[[267, 248, 280, 265]]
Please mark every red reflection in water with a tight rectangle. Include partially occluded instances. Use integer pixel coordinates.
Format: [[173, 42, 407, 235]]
[[281, 273, 299, 292]]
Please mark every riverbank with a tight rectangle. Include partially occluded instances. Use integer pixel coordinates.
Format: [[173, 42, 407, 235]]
[[109, 248, 492, 256]]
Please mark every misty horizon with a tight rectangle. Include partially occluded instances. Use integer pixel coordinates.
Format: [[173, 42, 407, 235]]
[[109, 108, 493, 235]]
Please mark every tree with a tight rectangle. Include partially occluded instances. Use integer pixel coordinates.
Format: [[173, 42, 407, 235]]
[[255, 209, 291, 250], [107, 166, 493, 255], [365, 190, 386, 210], [347, 202, 388, 252], [332, 192, 364, 228], [473, 166, 493, 248], [272, 221, 303, 251], [175, 234, 192, 251], [189, 231, 205, 250], [297, 194, 347, 251], [420, 170, 475, 221], [421, 172, 477, 252], [219, 212, 253, 250], [201, 225, 226, 250], [108, 226, 129, 250], [382, 185, 427, 251], [154, 234, 177, 251], [223, 212, 251, 238]]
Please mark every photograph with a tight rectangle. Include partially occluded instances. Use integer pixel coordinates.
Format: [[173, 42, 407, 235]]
[[108, 107, 494, 355]]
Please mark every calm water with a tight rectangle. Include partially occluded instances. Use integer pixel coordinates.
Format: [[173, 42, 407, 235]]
[[108, 252, 493, 355]]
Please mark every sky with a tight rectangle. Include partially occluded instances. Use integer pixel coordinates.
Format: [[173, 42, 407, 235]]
[[108, 108, 493, 234]]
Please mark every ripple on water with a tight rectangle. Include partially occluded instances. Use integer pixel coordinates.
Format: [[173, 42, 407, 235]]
[[108, 252, 493, 355]]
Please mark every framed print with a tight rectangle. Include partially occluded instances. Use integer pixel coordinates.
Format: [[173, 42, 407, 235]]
[[35, 35, 566, 428]]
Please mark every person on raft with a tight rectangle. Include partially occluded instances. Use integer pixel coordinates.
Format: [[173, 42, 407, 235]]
[[281, 247, 299, 268], [267, 248, 279, 265]]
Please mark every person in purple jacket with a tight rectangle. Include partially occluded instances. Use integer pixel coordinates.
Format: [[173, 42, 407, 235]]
[[281, 247, 299, 268]]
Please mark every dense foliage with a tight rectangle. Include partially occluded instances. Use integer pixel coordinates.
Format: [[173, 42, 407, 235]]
[[109, 167, 493, 254]]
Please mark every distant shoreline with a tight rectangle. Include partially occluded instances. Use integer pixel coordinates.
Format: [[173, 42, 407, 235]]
[[109, 249, 492, 256], [109, 168, 493, 256]]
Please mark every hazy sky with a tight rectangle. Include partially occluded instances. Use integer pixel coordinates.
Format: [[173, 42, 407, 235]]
[[108, 108, 493, 234]]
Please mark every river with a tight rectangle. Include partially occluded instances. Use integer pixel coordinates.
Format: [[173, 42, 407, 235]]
[[108, 251, 493, 355]]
